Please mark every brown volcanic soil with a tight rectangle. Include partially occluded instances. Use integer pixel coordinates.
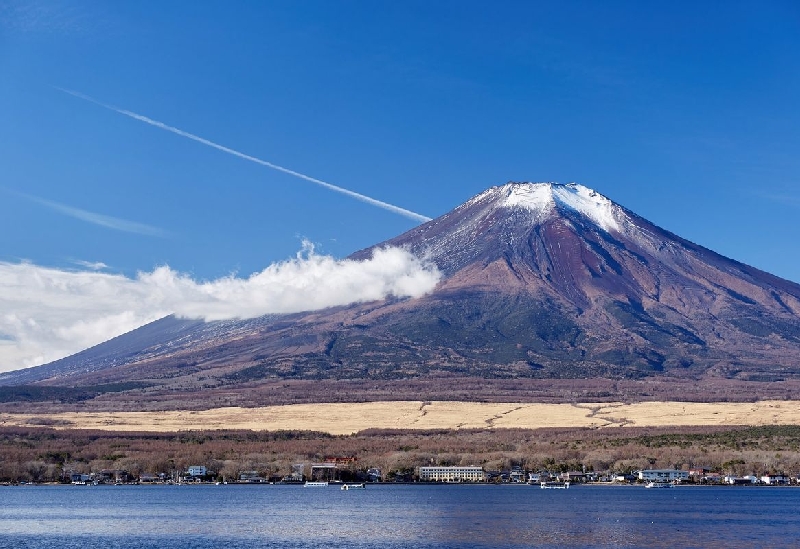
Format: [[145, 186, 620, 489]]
[[4, 400, 800, 436]]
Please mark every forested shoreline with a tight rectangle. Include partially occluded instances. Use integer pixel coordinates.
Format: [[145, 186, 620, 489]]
[[2, 425, 800, 484]]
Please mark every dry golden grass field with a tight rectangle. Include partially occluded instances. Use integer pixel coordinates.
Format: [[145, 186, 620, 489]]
[[3, 400, 800, 435]]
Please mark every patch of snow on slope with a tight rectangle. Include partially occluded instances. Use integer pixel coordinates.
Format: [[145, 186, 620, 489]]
[[552, 184, 620, 233]]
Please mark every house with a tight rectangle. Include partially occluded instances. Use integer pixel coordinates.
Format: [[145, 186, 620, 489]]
[[689, 466, 714, 476], [529, 472, 555, 483], [509, 467, 526, 483], [560, 471, 587, 483], [485, 470, 502, 483], [95, 469, 131, 484], [761, 474, 789, 485], [71, 473, 91, 484], [285, 463, 305, 483], [689, 466, 715, 481], [724, 475, 758, 485], [239, 471, 266, 483], [700, 473, 723, 484]]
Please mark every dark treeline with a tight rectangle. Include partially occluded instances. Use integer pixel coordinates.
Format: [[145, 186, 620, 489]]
[[4, 377, 800, 414], [3, 425, 800, 484]]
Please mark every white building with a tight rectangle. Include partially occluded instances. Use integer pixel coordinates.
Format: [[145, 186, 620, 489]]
[[724, 475, 759, 485], [761, 474, 789, 485], [636, 469, 689, 482], [188, 465, 207, 477], [418, 466, 484, 483]]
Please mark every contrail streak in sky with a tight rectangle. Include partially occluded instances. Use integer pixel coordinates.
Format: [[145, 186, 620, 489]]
[[55, 87, 432, 223]]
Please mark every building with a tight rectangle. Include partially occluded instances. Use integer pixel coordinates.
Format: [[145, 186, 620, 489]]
[[187, 466, 207, 477], [636, 469, 689, 482], [761, 474, 789, 485], [700, 472, 723, 484], [418, 466, 484, 483], [509, 467, 526, 483], [239, 471, 266, 483], [724, 475, 758, 485], [560, 471, 588, 483], [689, 466, 714, 477], [310, 463, 339, 482], [71, 473, 91, 484], [97, 469, 132, 484]]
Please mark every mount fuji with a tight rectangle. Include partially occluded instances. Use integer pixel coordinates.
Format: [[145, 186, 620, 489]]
[[4, 182, 800, 407]]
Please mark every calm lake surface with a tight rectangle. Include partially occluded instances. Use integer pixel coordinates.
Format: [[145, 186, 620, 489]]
[[1, 484, 798, 548]]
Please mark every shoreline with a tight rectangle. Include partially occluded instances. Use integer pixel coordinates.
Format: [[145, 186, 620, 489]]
[[4, 481, 798, 488]]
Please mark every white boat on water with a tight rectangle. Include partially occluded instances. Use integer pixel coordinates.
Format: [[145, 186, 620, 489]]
[[304, 481, 329, 487], [341, 483, 365, 490], [540, 481, 570, 489], [645, 481, 673, 488]]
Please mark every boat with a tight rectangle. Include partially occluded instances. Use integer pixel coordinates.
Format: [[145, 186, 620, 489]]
[[540, 481, 570, 489], [645, 481, 673, 488], [341, 483, 365, 490], [304, 481, 329, 487]]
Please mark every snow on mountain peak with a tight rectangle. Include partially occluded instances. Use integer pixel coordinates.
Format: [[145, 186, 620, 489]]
[[496, 182, 620, 232]]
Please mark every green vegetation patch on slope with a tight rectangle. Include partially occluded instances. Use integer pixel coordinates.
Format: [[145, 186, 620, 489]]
[[383, 292, 585, 365]]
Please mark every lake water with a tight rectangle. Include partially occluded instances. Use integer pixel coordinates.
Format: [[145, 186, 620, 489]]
[[1, 484, 798, 548]]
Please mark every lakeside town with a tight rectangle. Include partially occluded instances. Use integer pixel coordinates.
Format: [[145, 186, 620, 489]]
[[32, 461, 800, 488], [4, 424, 800, 488]]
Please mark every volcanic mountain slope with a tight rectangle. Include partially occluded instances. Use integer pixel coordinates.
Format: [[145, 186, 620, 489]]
[[4, 182, 800, 400], [344, 182, 800, 378]]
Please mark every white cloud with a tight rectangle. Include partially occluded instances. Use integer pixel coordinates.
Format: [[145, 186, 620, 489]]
[[0, 243, 441, 373], [70, 259, 109, 270]]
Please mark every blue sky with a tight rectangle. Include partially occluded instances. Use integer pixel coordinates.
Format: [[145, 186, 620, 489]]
[[1, 1, 799, 370]]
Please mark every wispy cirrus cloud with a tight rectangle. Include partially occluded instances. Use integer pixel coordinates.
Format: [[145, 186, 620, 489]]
[[0, 242, 442, 372], [70, 259, 109, 271], [9, 190, 169, 237]]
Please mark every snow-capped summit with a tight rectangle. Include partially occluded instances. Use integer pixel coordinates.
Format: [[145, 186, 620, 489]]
[[474, 182, 620, 232], [357, 181, 632, 277]]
